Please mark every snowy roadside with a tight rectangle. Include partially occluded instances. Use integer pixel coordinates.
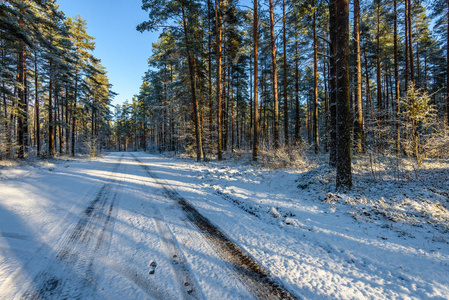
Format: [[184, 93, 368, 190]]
[[147, 152, 449, 299]]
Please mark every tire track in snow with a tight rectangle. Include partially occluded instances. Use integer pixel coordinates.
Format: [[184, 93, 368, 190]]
[[21, 154, 125, 300], [132, 154, 299, 300]]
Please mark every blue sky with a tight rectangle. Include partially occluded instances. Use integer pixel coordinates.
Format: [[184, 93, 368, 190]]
[[58, 0, 159, 107]]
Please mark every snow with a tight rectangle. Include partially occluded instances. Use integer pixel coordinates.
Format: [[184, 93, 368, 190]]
[[0, 152, 448, 299]]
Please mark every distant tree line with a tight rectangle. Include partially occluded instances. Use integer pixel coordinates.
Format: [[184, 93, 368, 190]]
[[0, 0, 115, 159]]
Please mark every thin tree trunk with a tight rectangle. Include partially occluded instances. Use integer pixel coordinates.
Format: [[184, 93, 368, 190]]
[[269, 0, 280, 149], [376, 2, 382, 120], [313, 0, 319, 153], [71, 67, 78, 157], [408, 0, 414, 84], [329, 0, 337, 167], [295, 41, 300, 144], [405, 0, 409, 91], [17, 8, 25, 159], [253, 0, 259, 161], [35, 50, 40, 156], [250, 54, 253, 148], [208, 0, 213, 155], [65, 85, 70, 155], [354, 0, 364, 154], [216, 0, 223, 160], [49, 60, 54, 157], [283, 0, 289, 147], [447, 0, 449, 125]]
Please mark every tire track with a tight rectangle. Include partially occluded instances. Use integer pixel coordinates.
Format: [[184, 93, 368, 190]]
[[128, 156, 203, 299], [21, 154, 125, 300], [132, 154, 299, 300]]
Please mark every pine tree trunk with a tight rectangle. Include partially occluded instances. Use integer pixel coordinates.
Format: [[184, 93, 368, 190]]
[[253, 0, 259, 161], [329, 0, 337, 167], [65, 86, 70, 156], [295, 41, 301, 144], [181, 5, 203, 161], [376, 2, 382, 121], [408, 0, 414, 85], [216, 0, 223, 160], [335, 0, 352, 190], [49, 60, 54, 157], [269, 0, 280, 150], [71, 67, 78, 157], [283, 0, 289, 147], [35, 51, 40, 156], [405, 0, 409, 91], [17, 9, 25, 159], [447, 0, 449, 125], [313, 0, 319, 153], [250, 54, 253, 148], [354, 0, 365, 154], [208, 0, 213, 155]]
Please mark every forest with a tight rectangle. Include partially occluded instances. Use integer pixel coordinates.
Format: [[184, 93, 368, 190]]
[[1, 0, 449, 190], [0, 0, 114, 160]]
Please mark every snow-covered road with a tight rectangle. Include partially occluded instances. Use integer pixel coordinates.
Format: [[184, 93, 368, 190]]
[[1, 152, 448, 299], [0, 152, 296, 299]]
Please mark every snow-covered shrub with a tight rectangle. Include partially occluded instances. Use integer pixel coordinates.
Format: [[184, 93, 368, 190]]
[[423, 121, 449, 159], [260, 143, 313, 169]]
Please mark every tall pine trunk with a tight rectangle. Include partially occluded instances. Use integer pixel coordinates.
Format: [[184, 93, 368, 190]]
[[253, 0, 259, 161], [216, 0, 223, 160], [335, 0, 352, 190], [283, 0, 289, 147], [354, 0, 365, 154], [376, 1, 382, 121], [394, 0, 401, 154], [269, 0, 280, 150], [181, 5, 203, 161], [17, 8, 25, 159], [34, 50, 40, 156], [313, 0, 319, 153], [329, 0, 337, 167]]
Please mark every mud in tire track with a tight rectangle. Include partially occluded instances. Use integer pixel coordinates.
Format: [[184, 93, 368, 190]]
[[132, 154, 299, 300], [21, 155, 125, 300]]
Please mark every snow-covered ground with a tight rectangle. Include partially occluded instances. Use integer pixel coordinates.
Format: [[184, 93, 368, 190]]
[[0, 152, 448, 299]]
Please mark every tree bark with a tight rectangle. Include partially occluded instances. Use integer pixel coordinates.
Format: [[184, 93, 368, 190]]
[[253, 0, 259, 161], [181, 4, 203, 161], [35, 50, 40, 156], [283, 0, 289, 147], [269, 0, 280, 150], [49, 60, 54, 157], [394, 0, 401, 155], [376, 1, 382, 120], [335, 0, 352, 190], [354, 0, 365, 154], [313, 0, 319, 153], [328, 0, 337, 167], [295, 41, 300, 144], [215, 0, 223, 160], [71, 67, 78, 157], [408, 0, 414, 84], [17, 7, 25, 159], [447, 0, 449, 125]]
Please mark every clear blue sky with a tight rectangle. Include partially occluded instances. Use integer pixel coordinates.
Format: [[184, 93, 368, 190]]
[[58, 0, 159, 107]]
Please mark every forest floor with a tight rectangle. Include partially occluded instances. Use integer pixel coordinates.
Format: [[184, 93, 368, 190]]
[[0, 151, 448, 299]]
